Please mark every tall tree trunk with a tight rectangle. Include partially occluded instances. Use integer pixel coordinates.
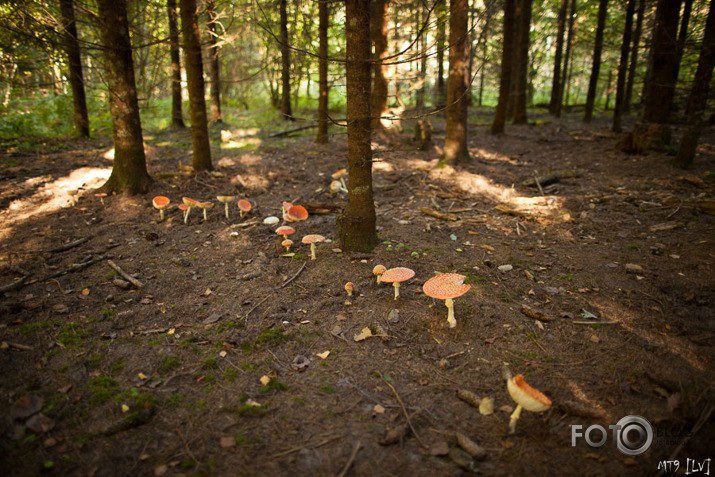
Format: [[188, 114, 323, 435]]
[[416, 3, 428, 109], [443, 0, 470, 163], [337, 0, 378, 252], [370, 0, 388, 129], [559, 0, 577, 115], [549, 0, 567, 115], [167, 0, 185, 128], [477, 6, 492, 107], [434, 0, 446, 108], [59, 0, 89, 137], [280, 0, 293, 120], [613, 0, 635, 132], [316, 0, 329, 144], [674, 0, 715, 169], [624, 0, 645, 113], [206, 0, 221, 123], [584, 0, 608, 123], [180, 0, 212, 171], [642, 0, 682, 138], [97, 0, 151, 194], [674, 0, 694, 81], [512, 0, 532, 124], [491, 0, 516, 134]]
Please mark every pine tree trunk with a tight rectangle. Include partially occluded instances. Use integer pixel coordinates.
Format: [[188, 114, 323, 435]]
[[624, 0, 645, 113], [370, 0, 388, 129], [558, 0, 577, 116], [97, 0, 151, 194], [491, 0, 516, 134], [549, 0, 567, 116], [477, 6, 492, 107], [180, 0, 213, 171], [59, 0, 89, 137], [167, 0, 185, 128], [512, 0, 532, 124], [584, 0, 607, 123], [642, 0, 682, 135], [443, 0, 470, 162], [613, 0, 635, 133], [206, 0, 222, 123], [674, 0, 715, 169], [337, 0, 378, 253], [280, 0, 293, 120], [316, 0, 329, 144], [434, 0, 446, 108]]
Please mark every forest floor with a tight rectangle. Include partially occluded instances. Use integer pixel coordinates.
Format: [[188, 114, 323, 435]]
[[0, 109, 713, 477]]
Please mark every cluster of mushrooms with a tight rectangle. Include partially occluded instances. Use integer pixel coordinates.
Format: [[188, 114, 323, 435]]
[[152, 195, 252, 224], [272, 201, 325, 260]]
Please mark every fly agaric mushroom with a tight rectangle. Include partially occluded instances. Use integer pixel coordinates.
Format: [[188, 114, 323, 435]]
[[178, 203, 189, 222], [330, 181, 345, 194], [373, 264, 387, 284], [152, 196, 171, 221], [237, 199, 252, 218], [281, 239, 293, 253], [380, 267, 415, 300], [332, 168, 347, 190], [67, 189, 78, 206], [422, 273, 471, 328], [216, 196, 236, 219], [506, 374, 552, 434], [198, 201, 214, 221], [281, 201, 293, 215], [345, 282, 354, 296], [285, 205, 308, 222], [302, 234, 325, 260], [95, 192, 108, 205], [182, 197, 200, 224], [276, 225, 296, 240]]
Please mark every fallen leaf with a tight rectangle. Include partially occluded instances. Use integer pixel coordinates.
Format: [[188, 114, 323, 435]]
[[353, 327, 373, 342], [316, 351, 330, 360], [122, 404, 130, 413], [154, 465, 168, 476], [479, 397, 494, 416], [259, 375, 271, 386], [373, 404, 385, 414], [138, 372, 147, 380], [81, 288, 90, 296], [246, 399, 261, 407], [220, 436, 236, 448]]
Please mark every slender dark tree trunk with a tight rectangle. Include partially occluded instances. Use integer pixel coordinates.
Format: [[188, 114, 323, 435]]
[[444, 0, 470, 162], [549, 0, 567, 116], [180, 0, 212, 171], [559, 0, 576, 114], [337, 0, 378, 252], [477, 6, 492, 107], [280, 0, 293, 120], [613, 0, 635, 132], [584, 0, 608, 123], [416, 3, 428, 109], [97, 0, 151, 194], [512, 0, 532, 124], [167, 0, 185, 128], [434, 0, 446, 108], [605, 68, 613, 110], [370, 0, 388, 129], [674, 0, 715, 169], [624, 0, 645, 113], [59, 0, 89, 137], [206, 0, 221, 123], [316, 0, 329, 143], [491, 0, 516, 134], [642, 0, 682, 133]]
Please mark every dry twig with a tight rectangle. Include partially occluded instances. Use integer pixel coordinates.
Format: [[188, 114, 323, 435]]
[[379, 372, 427, 449], [107, 260, 144, 289]]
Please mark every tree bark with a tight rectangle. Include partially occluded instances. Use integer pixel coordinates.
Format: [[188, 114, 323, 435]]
[[584, 0, 608, 123], [180, 0, 212, 171], [59, 0, 89, 137], [642, 0, 682, 130], [443, 0, 470, 162], [549, 0, 567, 116], [491, 0, 516, 134], [559, 0, 577, 114], [613, 0, 635, 132], [97, 0, 151, 194], [476, 6, 492, 107], [434, 0, 446, 108], [280, 0, 293, 120], [674, 0, 715, 169], [167, 0, 185, 128], [206, 0, 222, 123], [316, 0, 329, 144], [370, 0, 388, 129], [512, 0, 532, 124], [624, 0, 645, 113], [337, 0, 378, 253]]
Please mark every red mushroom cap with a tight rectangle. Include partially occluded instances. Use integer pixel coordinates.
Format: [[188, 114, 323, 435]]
[[237, 199, 252, 212], [286, 205, 308, 222], [178, 204, 189, 211], [153, 196, 170, 208], [422, 273, 471, 300], [301, 234, 325, 244], [182, 197, 200, 206], [380, 267, 415, 284], [507, 374, 552, 411], [276, 226, 296, 236]]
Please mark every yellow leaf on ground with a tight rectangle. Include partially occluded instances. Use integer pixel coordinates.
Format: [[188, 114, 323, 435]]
[[316, 351, 330, 359], [353, 327, 373, 342], [259, 375, 270, 386]]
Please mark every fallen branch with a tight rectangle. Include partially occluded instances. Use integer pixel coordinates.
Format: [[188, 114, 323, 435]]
[[268, 124, 317, 138], [1, 341, 33, 351], [41, 255, 106, 282], [107, 260, 143, 289], [0, 276, 28, 294], [521, 169, 583, 188], [520, 304, 555, 322], [419, 207, 458, 221], [44, 237, 91, 254], [337, 441, 362, 477], [380, 372, 427, 449], [280, 261, 307, 288]]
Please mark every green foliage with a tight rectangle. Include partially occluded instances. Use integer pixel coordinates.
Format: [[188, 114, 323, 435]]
[[86, 376, 120, 404], [57, 322, 85, 347]]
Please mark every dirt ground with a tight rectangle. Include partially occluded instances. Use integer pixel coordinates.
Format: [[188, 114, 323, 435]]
[[0, 111, 713, 477]]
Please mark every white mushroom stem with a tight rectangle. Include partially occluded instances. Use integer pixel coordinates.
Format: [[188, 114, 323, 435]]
[[340, 177, 347, 190], [446, 298, 456, 328], [509, 404, 523, 434], [240, 210, 245, 218], [224, 203, 230, 219], [159, 209, 165, 221], [184, 207, 191, 224], [203, 208, 208, 221], [310, 243, 316, 260], [393, 282, 400, 300], [376, 275, 382, 284]]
